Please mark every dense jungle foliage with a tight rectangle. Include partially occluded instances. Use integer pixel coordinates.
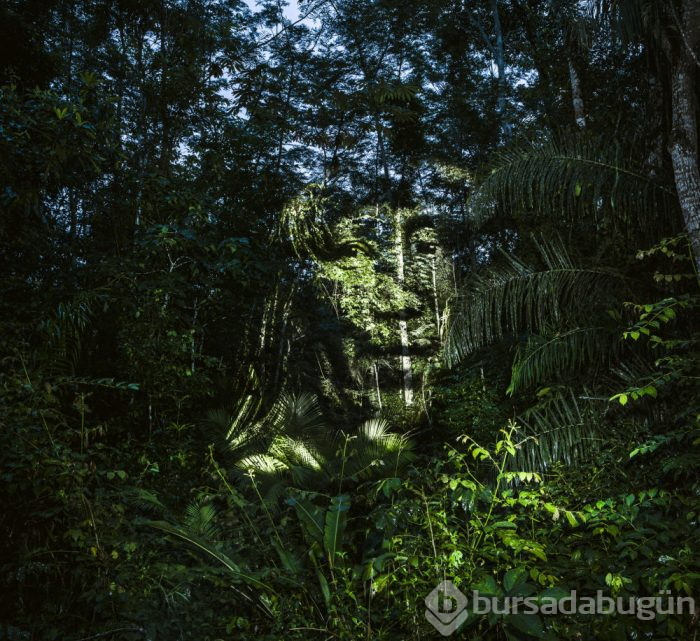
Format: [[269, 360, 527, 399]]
[[1, 0, 699, 639]]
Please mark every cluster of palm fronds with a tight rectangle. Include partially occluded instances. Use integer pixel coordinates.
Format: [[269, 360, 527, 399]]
[[38, 296, 93, 375], [233, 392, 415, 502], [206, 391, 415, 503], [445, 239, 620, 470], [446, 235, 623, 365], [471, 134, 676, 237], [136, 391, 415, 615], [445, 131, 684, 472], [277, 184, 373, 262]]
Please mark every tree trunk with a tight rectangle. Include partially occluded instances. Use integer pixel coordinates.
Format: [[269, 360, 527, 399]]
[[668, 0, 700, 275], [374, 361, 383, 411], [159, 0, 171, 175], [395, 210, 413, 406], [431, 255, 441, 339], [491, 0, 512, 141], [272, 285, 296, 395], [190, 298, 198, 374], [568, 58, 586, 129]]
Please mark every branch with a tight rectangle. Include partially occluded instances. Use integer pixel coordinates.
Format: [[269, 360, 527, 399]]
[[72, 628, 148, 641]]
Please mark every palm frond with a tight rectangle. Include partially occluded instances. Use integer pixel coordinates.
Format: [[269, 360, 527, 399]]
[[270, 435, 325, 471], [471, 134, 675, 230], [266, 392, 326, 439], [446, 236, 622, 364], [184, 499, 221, 542], [39, 297, 93, 375], [236, 453, 289, 475], [589, 0, 668, 45], [230, 394, 330, 500], [205, 394, 261, 450], [513, 389, 604, 472], [344, 419, 416, 480], [217, 391, 324, 461], [507, 326, 617, 395], [230, 393, 415, 497], [235, 450, 305, 505], [147, 520, 275, 603]]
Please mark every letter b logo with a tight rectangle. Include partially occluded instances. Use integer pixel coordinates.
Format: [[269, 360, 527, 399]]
[[425, 580, 469, 636]]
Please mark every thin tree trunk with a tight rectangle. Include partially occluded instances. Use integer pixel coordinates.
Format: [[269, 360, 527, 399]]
[[395, 210, 413, 406], [374, 361, 382, 411], [431, 255, 441, 339], [134, 27, 148, 233], [568, 59, 586, 129], [159, 0, 171, 175], [190, 298, 198, 374], [272, 284, 296, 395], [491, 0, 511, 141], [668, 0, 700, 275]]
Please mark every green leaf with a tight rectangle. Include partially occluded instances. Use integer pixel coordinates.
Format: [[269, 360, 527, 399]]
[[324, 494, 350, 568], [147, 521, 274, 595], [507, 613, 547, 638], [473, 575, 500, 597], [537, 587, 570, 603], [314, 563, 332, 609], [288, 497, 324, 545], [272, 540, 303, 575], [504, 567, 529, 593]]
